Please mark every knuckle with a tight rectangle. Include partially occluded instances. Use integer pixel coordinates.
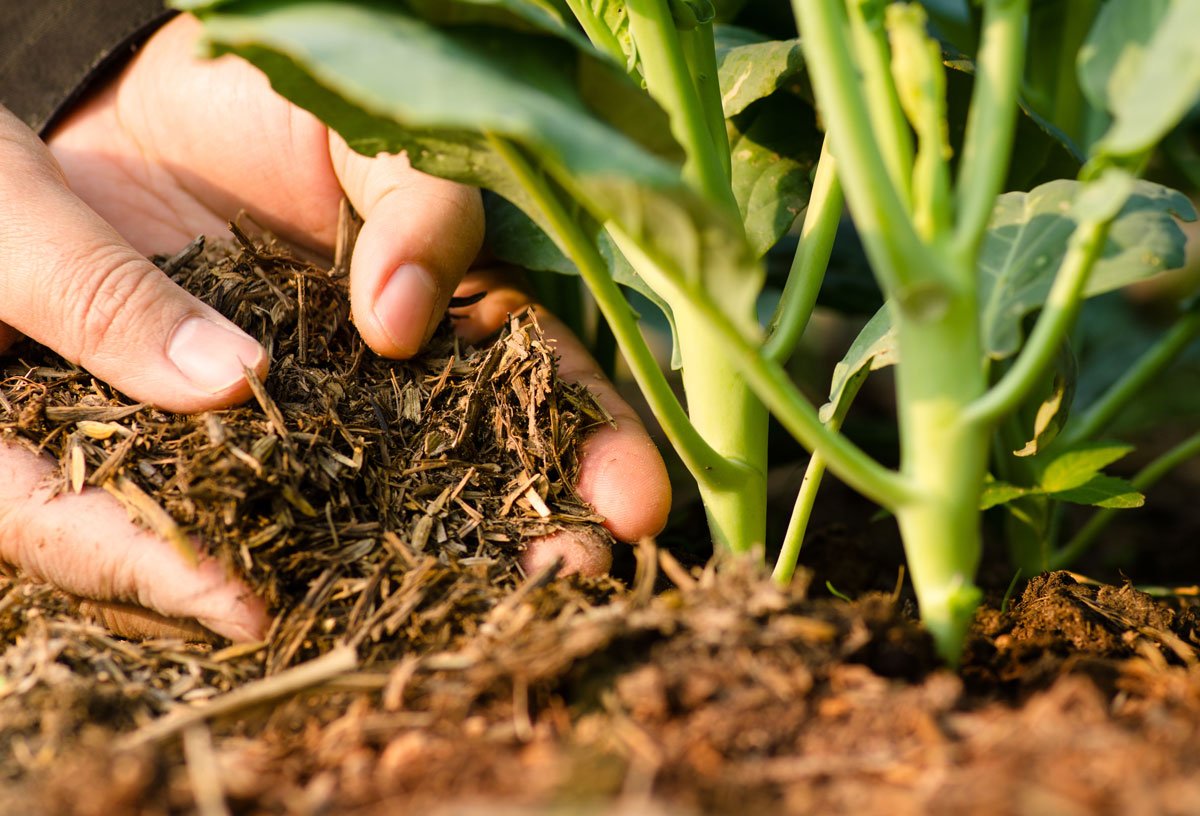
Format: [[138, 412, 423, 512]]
[[64, 248, 165, 366]]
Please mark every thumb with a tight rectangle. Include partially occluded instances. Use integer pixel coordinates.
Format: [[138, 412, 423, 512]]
[[0, 107, 267, 413], [329, 133, 484, 358]]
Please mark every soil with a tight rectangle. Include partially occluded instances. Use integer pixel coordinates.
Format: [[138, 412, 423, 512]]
[[3, 232, 1200, 815]]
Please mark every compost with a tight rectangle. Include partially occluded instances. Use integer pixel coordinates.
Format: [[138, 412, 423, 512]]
[[2, 236, 1200, 815]]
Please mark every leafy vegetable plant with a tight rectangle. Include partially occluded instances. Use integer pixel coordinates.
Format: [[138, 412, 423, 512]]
[[177, 0, 1200, 662]]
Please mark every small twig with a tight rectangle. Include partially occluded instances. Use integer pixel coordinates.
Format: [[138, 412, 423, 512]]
[[183, 723, 232, 816], [119, 646, 358, 749]]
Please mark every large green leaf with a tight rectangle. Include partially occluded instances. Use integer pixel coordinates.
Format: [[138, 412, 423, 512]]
[[1078, 0, 1200, 158], [979, 179, 1195, 358], [188, 0, 760, 308], [823, 178, 1194, 404], [728, 96, 820, 257], [715, 25, 805, 117]]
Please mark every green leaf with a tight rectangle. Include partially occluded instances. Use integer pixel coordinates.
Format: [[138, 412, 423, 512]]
[[715, 25, 805, 117], [823, 178, 1194, 398], [1050, 474, 1144, 509], [190, 0, 760, 312], [1079, 0, 1200, 158], [980, 480, 1033, 511], [728, 96, 820, 257], [821, 305, 896, 423], [1012, 344, 1076, 457], [1037, 441, 1133, 493], [978, 179, 1196, 359]]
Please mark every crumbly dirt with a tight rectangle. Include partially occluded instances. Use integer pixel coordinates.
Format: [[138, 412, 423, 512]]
[[2, 233, 1200, 815]]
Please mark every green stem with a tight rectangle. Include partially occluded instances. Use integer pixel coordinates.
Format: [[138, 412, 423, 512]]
[[563, 0, 630, 68], [485, 135, 740, 488], [626, 0, 738, 214], [608, 226, 915, 510], [1062, 308, 1200, 446], [952, 0, 1030, 263], [680, 21, 732, 179], [1054, 430, 1200, 569], [893, 294, 990, 664], [965, 216, 1113, 428], [790, 0, 944, 303], [764, 136, 843, 364], [846, 0, 914, 207], [673, 304, 769, 552], [773, 365, 867, 584], [886, 3, 952, 242]]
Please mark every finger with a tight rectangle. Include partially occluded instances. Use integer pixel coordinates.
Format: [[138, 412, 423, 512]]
[[0, 107, 268, 413], [449, 269, 672, 547], [329, 134, 484, 358], [536, 309, 673, 544], [77, 600, 218, 642], [0, 440, 268, 642], [519, 527, 614, 580], [449, 267, 535, 345]]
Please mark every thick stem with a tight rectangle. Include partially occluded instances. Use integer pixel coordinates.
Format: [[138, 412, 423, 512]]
[[893, 295, 990, 664], [675, 305, 769, 553], [764, 135, 843, 364], [952, 0, 1030, 263], [1062, 308, 1200, 446]]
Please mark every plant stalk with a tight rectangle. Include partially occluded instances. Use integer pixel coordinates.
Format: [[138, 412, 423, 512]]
[[892, 294, 989, 664], [773, 365, 867, 584], [846, 0, 914, 206], [562, 0, 630, 68], [609, 226, 915, 511], [966, 215, 1114, 428], [679, 21, 732, 179], [952, 0, 1030, 264], [626, 0, 738, 214], [790, 0, 945, 304], [764, 135, 843, 364], [1062, 308, 1200, 446]]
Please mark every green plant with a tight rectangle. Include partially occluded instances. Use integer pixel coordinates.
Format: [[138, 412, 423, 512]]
[[176, 0, 1200, 662]]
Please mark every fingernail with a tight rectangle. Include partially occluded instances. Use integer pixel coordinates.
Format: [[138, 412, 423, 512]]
[[373, 264, 438, 354], [167, 316, 265, 394]]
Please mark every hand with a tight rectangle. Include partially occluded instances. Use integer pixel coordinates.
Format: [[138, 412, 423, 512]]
[[0, 15, 670, 641]]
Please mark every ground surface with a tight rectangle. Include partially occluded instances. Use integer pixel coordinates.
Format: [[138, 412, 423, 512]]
[[3, 235, 1200, 815]]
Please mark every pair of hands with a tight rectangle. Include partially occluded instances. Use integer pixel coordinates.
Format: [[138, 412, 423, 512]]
[[0, 15, 670, 642]]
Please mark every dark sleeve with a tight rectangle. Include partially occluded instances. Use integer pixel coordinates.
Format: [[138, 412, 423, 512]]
[[0, 2, 176, 136]]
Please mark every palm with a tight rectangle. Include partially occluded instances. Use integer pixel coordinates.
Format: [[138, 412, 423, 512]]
[[50, 16, 344, 257]]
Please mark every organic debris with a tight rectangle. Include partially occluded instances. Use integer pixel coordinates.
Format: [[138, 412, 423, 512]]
[[5, 237, 1200, 814], [0, 230, 613, 673]]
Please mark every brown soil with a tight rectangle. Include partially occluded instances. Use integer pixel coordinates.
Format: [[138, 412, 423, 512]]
[[3, 234, 1200, 815]]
